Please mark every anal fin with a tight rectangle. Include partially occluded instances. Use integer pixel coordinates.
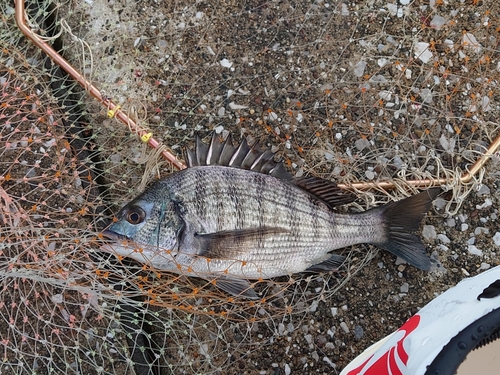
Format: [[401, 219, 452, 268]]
[[211, 275, 258, 299], [303, 254, 345, 273]]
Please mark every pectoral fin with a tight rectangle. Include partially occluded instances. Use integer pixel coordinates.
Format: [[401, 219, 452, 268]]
[[195, 227, 288, 259], [211, 275, 258, 299]]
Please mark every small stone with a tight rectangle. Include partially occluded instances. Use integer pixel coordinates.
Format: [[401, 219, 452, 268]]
[[220, 58, 233, 68], [430, 15, 446, 29], [330, 307, 338, 317], [308, 300, 319, 312], [414, 42, 433, 63], [492, 232, 500, 246], [433, 197, 448, 211], [422, 225, 437, 240], [461, 223, 469, 232], [462, 32, 482, 54], [477, 184, 490, 196], [353, 60, 366, 77], [476, 199, 492, 209], [365, 170, 375, 180], [340, 322, 350, 333], [400, 283, 409, 293], [284, 364, 291, 375], [467, 245, 483, 256], [437, 234, 451, 243], [397, 264, 406, 272], [474, 227, 489, 236], [355, 138, 370, 151], [354, 325, 364, 340]]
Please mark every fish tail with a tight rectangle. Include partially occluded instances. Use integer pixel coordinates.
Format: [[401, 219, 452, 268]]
[[371, 187, 441, 270]]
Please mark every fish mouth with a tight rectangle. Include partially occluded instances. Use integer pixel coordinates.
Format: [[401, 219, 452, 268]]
[[101, 229, 130, 242]]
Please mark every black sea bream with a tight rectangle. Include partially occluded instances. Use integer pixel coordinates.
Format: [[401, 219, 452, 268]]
[[103, 134, 440, 298]]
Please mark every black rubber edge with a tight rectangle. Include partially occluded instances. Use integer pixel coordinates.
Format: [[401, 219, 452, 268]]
[[424, 306, 500, 375]]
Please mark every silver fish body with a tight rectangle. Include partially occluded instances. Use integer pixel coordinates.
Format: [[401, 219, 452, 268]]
[[103, 134, 440, 298]]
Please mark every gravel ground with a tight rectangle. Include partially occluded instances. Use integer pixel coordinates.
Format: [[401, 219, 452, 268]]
[[1, 0, 500, 374]]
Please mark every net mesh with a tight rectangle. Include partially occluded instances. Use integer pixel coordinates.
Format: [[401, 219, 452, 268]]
[[1, 0, 499, 373]]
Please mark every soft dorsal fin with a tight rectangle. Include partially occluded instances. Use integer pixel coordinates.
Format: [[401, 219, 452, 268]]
[[184, 133, 294, 179], [292, 176, 356, 208]]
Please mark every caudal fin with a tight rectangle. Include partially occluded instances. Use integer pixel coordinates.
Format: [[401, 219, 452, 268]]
[[373, 187, 441, 271]]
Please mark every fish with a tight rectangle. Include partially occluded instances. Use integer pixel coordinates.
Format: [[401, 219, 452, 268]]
[[102, 133, 441, 298]]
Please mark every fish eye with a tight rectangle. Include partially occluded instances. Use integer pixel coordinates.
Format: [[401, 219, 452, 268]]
[[126, 207, 146, 225]]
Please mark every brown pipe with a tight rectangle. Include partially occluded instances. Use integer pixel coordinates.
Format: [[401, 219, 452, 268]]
[[14, 0, 499, 191], [14, 0, 185, 170], [337, 130, 500, 191]]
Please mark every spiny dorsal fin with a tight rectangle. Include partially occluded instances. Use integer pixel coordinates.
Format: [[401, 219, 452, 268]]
[[184, 132, 294, 179]]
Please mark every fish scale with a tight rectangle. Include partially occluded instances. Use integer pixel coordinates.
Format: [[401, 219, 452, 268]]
[[171, 167, 335, 248], [103, 133, 441, 298]]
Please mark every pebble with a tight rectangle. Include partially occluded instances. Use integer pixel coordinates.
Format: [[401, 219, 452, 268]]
[[437, 234, 450, 243], [445, 218, 456, 227], [477, 184, 490, 196], [422, 225, 437, 240], [355, 138, 370, 151], [353, 60, 366, 77], [308, 300, 319, 312], [430, 15, 446, 29], [354, 325, 364, 340], [474, 227, 489, 236], [400, 283, 409, 293], [462, 32, 482, 54], [229, 102, 247, 110], [220, 58, 233, 68], [340, 322, 350, 333], [433, 197, 447, 211], [284, 363, 291, 375], [494, 232, 500, 246], [467, 245, 483, 256], [414, 42, 433, 63], [330, 307, 338, 317], [476, 199, 492, 209]]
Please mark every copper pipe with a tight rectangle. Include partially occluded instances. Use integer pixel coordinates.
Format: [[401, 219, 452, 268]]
[[15, 0, 498, 191], [337, 130, 500, 191], [14, 0, 185, 170]]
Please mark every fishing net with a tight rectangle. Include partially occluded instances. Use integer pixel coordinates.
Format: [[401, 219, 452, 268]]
[[1, 0, 499, 373]]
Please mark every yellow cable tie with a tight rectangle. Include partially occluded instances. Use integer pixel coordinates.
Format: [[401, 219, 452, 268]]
[[107, 105, 121, 118], [141, 132, 153, 143]]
